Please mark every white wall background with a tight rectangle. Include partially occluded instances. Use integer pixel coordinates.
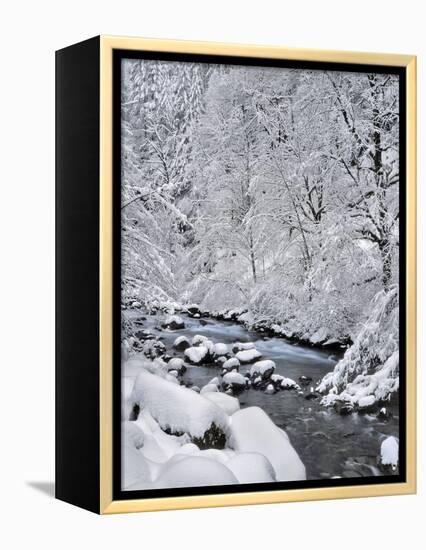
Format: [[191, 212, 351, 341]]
[[0, 0, 423, 547]]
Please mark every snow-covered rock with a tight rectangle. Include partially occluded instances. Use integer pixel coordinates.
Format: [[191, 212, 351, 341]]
[[280, 377, 300, 391], [186, 304, 201, 317], [173, 336, 190, 351], [222, 357, 240, 371], [192, 334, 209, 346], [226, 452, 276, 483], [264, 384, 275, 395], [162, 315, 185, 330], [167, 357, 185, 374], [229, 407, 306, 481], [377, 407, 392, 421], [213, 343, 228, 357], [185, 345, 209, 364], [232, 342, 255, 353], [168, 370, 178, 378], [203, 392, 240, 416], [154, 456, 238, 488], [142, 339, 166, 359], [249, 360, 275, 380], [222, 372, 247, 392], [131, 369, 229, 441], [379, 436, 399, 472], [236, 348, 262, 364]]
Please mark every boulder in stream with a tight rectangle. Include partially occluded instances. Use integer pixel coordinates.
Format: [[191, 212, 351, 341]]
[[161, 315, 185, 330]]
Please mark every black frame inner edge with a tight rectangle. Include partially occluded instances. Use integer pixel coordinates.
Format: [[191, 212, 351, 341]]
[[112, 49, 407, 501]]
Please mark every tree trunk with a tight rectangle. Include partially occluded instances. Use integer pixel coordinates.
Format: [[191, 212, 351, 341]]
[[379, 239, 392, 290], [249, 232, 257, 283]]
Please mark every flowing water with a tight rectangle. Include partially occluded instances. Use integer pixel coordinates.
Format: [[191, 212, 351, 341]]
[[133, 312, 399, 480]]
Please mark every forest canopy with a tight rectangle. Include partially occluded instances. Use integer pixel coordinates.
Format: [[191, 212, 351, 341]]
[[121, 58, 400, 405]]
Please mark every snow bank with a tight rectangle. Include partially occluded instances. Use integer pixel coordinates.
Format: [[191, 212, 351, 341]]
[[229, 407, 306, 481], [122, 377, 136, 420], [200, 383, 219, 394], [122, 420, 145, 449], [131, 369, 228, 439], [310, 327, 329, 345], [236, 348, 262, 363], [122, 444, 152, 489], [226, 452, 276, 483], [318, 288, 399, 409], [154, 456, 238, 488], [203, 392, 240, 416]]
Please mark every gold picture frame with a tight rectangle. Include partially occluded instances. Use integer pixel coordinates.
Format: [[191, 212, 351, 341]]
[[56, 35, 416, 514]]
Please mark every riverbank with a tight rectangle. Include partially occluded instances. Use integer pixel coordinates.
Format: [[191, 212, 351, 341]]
[[122, 309, 400, 482]]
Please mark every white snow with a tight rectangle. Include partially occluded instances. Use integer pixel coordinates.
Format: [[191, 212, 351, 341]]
[[236, 348, 262, 363], [122, 376, 136, 420], [122, 444, 152, 489], [222, 372, 247, 387], [122, 356, 150, 377], [264, 384, 275, 394], [200, 383, 219, 394], [318, 289, 399, 406], [380, 436, 399, 469], [163, 314, 184, 327], [173, 335, 190, 348], [222, 357, 240, 371], [184, 345, 209, 364], [229, 407, 306, 481], [122, 420, 144, 449], [226, 452, 276, 483], [167, 357, 185, 372], [203, 392, 240, 415], [249, 359, 275, 378], [191, 334, 209, 346], [280, 377, 300, 390], [213, 343, 228, 356], [233, 342, 255, 352], [310, 327, 329, 344], [154, 456, 238, 488], [358, 395, 375, 408], [131, 369, 228, 438]]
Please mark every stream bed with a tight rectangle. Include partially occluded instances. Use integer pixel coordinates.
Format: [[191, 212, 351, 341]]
[[130, 312, 399, 480]]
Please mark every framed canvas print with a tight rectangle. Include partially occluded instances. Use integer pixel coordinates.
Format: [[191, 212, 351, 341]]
[[55, 36, 416, 514]]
